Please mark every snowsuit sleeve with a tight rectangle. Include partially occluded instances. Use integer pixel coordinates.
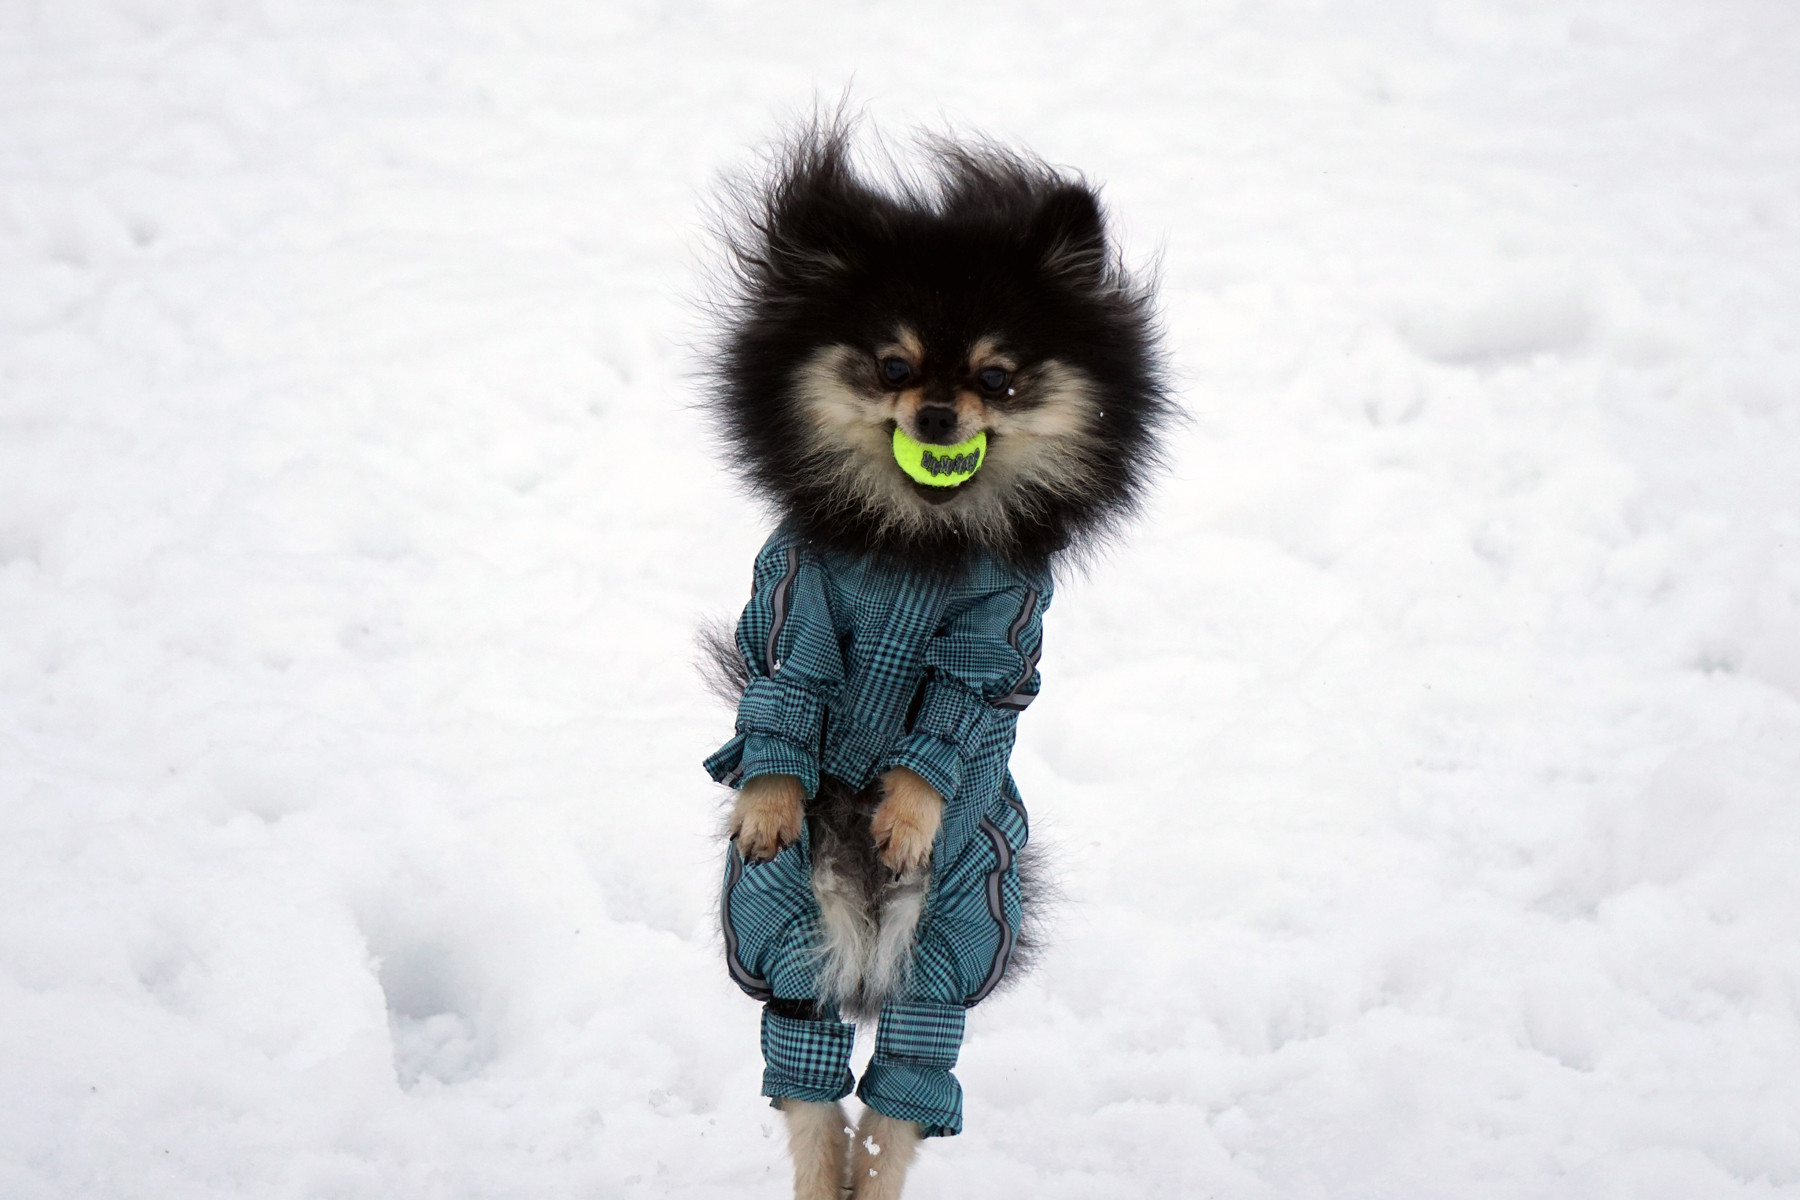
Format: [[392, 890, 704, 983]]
[[705, 533, 844, 798], [878, 569, 1051, 804]]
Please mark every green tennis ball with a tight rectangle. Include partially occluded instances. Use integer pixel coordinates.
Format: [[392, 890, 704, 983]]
[[893, 427, 987, 488]]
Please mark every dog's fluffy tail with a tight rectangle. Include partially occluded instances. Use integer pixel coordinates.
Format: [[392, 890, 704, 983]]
[[695, 617, 750, 706], [997, 837, 1054, 994]]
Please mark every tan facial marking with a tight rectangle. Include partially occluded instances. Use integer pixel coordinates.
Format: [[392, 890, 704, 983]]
[[966, 335, 1018, 377], [941, 335, 1020, 429], [901, 386, 981, 443], [793, 344, 895, 436], [876, 326, 924, 367], [986, 358, 1097, 438], [787, 340, 1111, 557]]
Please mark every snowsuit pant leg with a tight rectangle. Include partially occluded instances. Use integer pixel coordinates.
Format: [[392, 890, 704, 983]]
[[760, 1002, 855, 1104], [856, 800, 1028, 1138], [857, 1000, 967, 1137], [721, 829, 855, 1105]]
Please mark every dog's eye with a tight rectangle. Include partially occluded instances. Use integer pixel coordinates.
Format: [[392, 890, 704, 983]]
[[880, 357, 913, 385], [976, 367, 1010, 393]]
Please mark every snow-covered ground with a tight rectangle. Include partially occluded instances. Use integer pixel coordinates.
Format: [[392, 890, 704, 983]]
[[3, 2, 1798, 1196]]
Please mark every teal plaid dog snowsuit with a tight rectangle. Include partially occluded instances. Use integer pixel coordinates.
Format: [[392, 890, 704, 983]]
[[706, 526, 1049, 1136]]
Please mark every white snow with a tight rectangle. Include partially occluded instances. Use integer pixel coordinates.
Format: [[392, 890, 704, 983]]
[[3, 2, 1798, 1196]]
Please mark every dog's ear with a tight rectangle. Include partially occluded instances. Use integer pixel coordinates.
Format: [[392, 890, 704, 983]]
[[1027, 184, 1108, 287], [757, 136, 878, 285]]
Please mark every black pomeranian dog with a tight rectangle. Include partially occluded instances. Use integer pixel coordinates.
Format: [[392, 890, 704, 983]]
[[699, 116, 1169, 1199]]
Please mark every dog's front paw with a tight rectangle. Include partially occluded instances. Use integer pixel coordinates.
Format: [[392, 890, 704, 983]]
[[731, 773, 805, 862], [872, 767, 943, 875]]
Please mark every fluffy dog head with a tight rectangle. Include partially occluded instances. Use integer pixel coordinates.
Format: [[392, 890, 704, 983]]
[[706, 120, 1171, 570]]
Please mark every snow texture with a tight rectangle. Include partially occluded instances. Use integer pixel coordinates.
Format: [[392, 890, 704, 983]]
[[3, 1, 1798, 1196]]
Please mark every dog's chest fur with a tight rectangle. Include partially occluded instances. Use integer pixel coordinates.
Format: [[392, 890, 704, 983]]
[[805, 776, 928, 1021]]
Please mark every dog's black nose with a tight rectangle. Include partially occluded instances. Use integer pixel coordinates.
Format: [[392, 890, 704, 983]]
[[914, 406, 960, 444]]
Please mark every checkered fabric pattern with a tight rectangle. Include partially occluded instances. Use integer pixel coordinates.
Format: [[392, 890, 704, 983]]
[[705, 526, 1050, 855], [722, 795, 1029, 1014], [720, 831, 822, 1002], [858, 1000, 969, 1137], [760, 1007, 856, 1104], [904, 794, 1029, 1008], [707, 526, 1052, 1137]]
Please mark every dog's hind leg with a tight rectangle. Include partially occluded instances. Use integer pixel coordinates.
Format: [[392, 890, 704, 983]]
[[777, 1098, 851, 1200], [847, 1107, 922, 1199]]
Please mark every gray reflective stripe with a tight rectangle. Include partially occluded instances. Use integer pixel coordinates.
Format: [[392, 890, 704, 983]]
[[990, 588, 1041, 710], [719, 765, 745, 787], [964, 816, 1016, 1007], [721, 847, 773, 1001], [765, 546, 802, 674], [1003, 791, 1029, 836]]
